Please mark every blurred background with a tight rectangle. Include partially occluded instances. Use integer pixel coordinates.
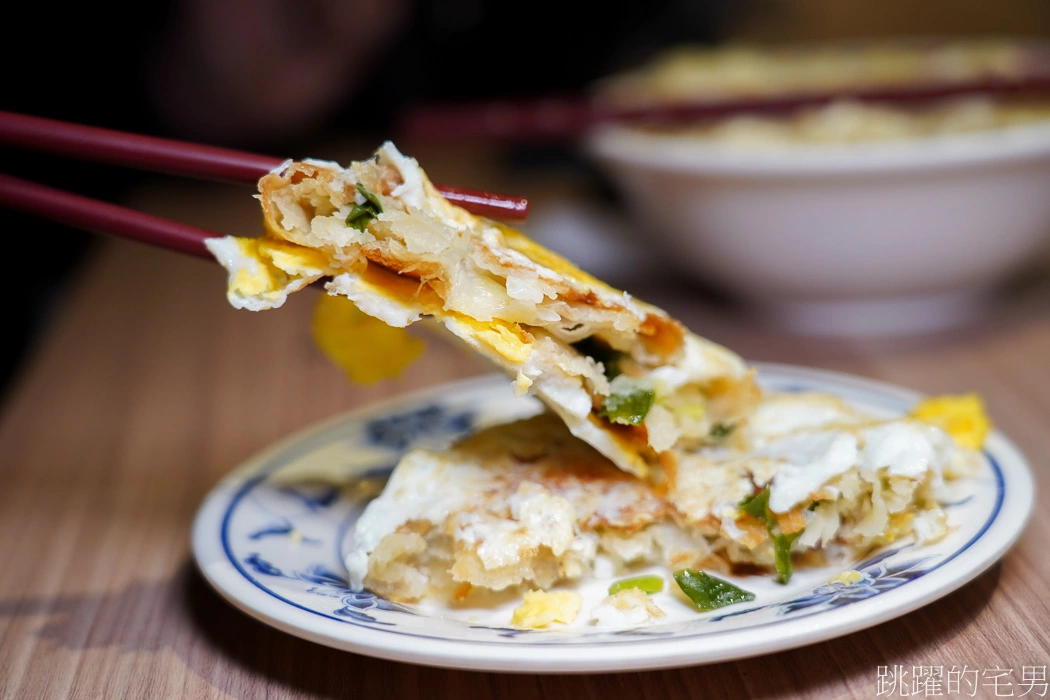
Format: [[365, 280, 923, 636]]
[[4, 0, 1050, 396]]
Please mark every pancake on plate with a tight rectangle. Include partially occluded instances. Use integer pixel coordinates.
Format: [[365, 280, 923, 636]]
[[348, 392, 985, 609], [205, 143, 758, 478]]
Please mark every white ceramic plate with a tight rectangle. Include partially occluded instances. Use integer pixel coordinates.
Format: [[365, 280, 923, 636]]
[[191, 363, 1034, 673]]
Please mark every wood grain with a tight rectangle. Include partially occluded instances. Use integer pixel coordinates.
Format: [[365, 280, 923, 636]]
[[1, 177, 1048, 699]]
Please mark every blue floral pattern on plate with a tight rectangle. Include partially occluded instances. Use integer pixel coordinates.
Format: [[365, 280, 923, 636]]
[[364, 405, 474, 450], [242, 553, 414, 624], [710, 546, 937, 621]]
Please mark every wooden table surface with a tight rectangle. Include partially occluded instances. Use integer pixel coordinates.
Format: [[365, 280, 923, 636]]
[[2, 161, 1049, 699]]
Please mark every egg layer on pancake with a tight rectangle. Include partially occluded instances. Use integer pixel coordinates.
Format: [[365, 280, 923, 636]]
[[205, 142, 758, 478], [347, 393, 984, 602]]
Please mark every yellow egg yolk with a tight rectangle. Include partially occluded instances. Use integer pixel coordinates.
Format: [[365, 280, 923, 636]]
[[312, 293, 425, 385], [828, 570, 864, 586], [510, 590, 583, 629], [229, 237, 329, 299], [910, 393, 991, 450]]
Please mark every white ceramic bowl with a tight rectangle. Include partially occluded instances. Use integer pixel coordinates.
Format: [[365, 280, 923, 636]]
[[585, 121, 1050, 335]]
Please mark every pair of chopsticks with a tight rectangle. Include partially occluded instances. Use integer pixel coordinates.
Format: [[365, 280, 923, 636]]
[[0, 111, 529, 260], [399, 72, 1050, 142]]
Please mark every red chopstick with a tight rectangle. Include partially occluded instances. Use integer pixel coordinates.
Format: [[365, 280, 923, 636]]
[[0, 173, 217, 259], [399, 73, 1050, 142], [0, 110, 528, 220]]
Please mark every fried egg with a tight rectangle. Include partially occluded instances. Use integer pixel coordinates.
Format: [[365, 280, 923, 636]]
[[910, 393, 990, 450]]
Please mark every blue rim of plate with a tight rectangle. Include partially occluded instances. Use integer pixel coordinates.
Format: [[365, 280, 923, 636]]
[[192, 363, 1035, 672]]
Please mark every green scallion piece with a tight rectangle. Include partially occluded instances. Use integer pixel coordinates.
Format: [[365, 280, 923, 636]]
[[673, 569, 755, 611], [738, 487, 771, 521], [773, 532, 801, 583], [608, 575, 664, 595], [599, 389, 655, 426], [345, 183, 383, 231], [709, 423, 735, 438], [738, 487, 803, 584]]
